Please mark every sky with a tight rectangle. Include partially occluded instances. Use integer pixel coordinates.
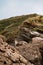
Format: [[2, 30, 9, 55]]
[[0, 0, 43, 19]]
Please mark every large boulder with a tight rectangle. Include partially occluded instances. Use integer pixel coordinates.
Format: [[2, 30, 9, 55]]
[[16, 28, 32, 43], [32, 37, 43, 44]]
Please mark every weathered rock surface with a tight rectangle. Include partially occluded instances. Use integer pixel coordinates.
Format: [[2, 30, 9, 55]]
[[0, 33, 43, 65], [32, 37, 43, 44], [16, 26, 43, 44], [14, 20, 43, 65], [16, 28, 32, 43], [16, 43, 43, 65], [0, 36, 34, 65], [0, 35, 7, 42]]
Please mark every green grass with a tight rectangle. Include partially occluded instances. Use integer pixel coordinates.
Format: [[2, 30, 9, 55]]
[[0, 14, 38, 34]]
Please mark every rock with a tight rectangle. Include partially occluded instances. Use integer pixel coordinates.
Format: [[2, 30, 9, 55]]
[[16, 25, 43, 43], [0, 38, 3, 43], [0, 34, 43, 65], [0, 55, 12, 65], [0, 35, 7, 42], [16, 43, 42, 65], [16, 16, 43, 44], [30, 31, 40, 37], [32, 37, 43, 44], [15, 39, 27, 46], [16, 28, 32, 43], [40, 34, 43, 38], [0, 38, 29, 65], [13, 63, 25, 65]]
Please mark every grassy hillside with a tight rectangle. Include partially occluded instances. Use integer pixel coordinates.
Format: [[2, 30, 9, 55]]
[[22, 16, 43, 32], [0, 13, 43, 43], [0, 14, 37, 35]]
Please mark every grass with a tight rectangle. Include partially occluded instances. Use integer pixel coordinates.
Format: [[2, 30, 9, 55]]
[[0, 13, 43, 43]]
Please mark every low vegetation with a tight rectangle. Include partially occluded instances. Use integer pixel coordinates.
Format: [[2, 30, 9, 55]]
[[0, 13, 43, 43]]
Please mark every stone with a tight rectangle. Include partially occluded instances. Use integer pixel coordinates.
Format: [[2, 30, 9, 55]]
[[16, 43, 42, 65], [0, 39, 29, 65], [32, 37, 43, 44]]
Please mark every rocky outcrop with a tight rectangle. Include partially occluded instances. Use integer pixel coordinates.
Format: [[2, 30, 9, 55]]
[[0, 36, 34, 65], [16, 40, 43, 65], [32, 37, 43, 44], [0, 33, 43, 65], [15, 16, 43, 44], [16, 28, 32, 43], [15, 27, 43, 44]]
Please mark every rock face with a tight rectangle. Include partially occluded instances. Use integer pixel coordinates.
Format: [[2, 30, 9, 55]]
[[0, 36, 34, 65], [16, 41, 43, 65], [32, 37, 43, 44], [15, 27, 43, 46], [0, 34, 43, 65], [16, 16, 43, 43]]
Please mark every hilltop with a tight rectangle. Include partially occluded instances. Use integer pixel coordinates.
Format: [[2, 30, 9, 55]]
[[0, 13, 43, 42]]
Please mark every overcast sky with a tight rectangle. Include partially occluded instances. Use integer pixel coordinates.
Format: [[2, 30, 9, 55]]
[[0, 0, 43, 19]]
